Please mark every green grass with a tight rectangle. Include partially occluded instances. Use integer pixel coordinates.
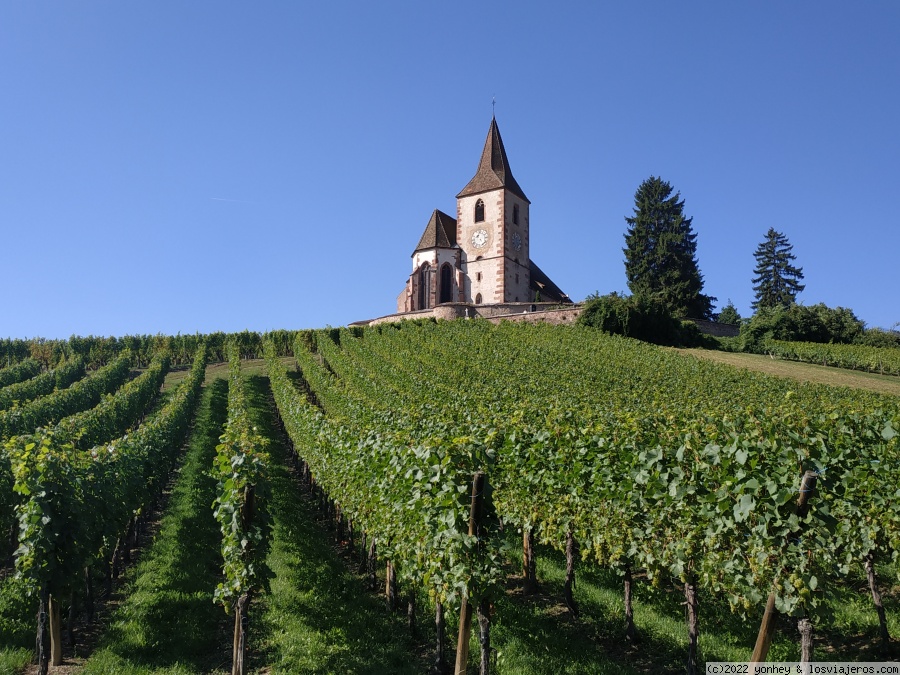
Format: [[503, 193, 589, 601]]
[[0, 649, 29, 675], [0, 571, 38, 674], [487, 547, 900, 674], [679, 348, 900, 397], [243, 374, 424, 674], [816, 566, 900, 660], [80, 378, 230, 675]]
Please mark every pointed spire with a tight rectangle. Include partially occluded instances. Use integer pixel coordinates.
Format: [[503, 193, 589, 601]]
[[457, 118, 529, 203]]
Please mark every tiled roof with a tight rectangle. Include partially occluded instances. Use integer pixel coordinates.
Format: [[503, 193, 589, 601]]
[[414, 209, 458, 253], [529, 259, 572, 303], [457, 117, 529, 203]]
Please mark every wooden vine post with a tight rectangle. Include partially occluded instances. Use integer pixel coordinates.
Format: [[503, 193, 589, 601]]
[[564, 528, 579, 617], [232, 593, 250, 675], [684, 577, 699, 675], [454, 471, 486, 675], [36, 585, 50, 675], [522, 526, 537, 594], [386, 560, 398, 611], [49, 594, 63, 666], [751, 470, 818, 669], [623, 566, 636, 641], [435, 601, 446, 674], [232, 484, 255, 675], [865, 551, 891, 645]]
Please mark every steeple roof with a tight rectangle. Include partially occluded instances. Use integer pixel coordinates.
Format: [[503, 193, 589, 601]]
[[457, 117, 529, 203], [413, 209, 458, 254]]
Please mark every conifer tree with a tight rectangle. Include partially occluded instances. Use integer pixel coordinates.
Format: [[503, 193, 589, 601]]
[[623, 176, 714, 319], [718, 300, 741, 325], [751, 228, 805, 310]]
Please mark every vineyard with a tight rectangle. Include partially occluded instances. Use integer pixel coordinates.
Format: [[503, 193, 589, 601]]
[[0, 321, 899, 674], [764, 340, 900, 377]]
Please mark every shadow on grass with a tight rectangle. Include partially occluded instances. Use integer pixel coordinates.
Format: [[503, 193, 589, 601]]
[[492, 545, 791, 675], [575, 557, 900, 663], [491, 583, 637, 675], [244, 375, 423, 675], [508, 546, 900, 672], [82, 378, 230, 674]]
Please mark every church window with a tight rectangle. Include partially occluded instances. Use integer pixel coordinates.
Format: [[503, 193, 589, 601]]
[[439, 263, 453, 304], [476, 272, 482, 282], [418, 263, 432, 310], [474, 199, 485, 222], [515, 273, 519, 284], [513, 204, 519, 225], [475, 293, 482, 304]]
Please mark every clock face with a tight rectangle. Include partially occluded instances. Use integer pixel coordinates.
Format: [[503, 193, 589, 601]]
[[512, 232, 522, 252], [471, 228, 488, 249]]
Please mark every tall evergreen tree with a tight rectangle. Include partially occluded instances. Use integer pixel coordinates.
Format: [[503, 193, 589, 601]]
[[623, 176, 714, 319], [751, 228, 805, 310]]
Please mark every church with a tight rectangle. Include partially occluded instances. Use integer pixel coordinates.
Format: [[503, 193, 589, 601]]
[[396, 117, 570, 313]]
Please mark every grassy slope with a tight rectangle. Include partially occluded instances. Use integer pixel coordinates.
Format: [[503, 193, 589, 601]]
[[243, 374, 423, 674], [32, 371, 422, 674], [79, 379, 230, 675], [6, 346, 896, 673], [161, 358, 292, 392], [677, 348, 900, 397], [492, 550, 899, 674]]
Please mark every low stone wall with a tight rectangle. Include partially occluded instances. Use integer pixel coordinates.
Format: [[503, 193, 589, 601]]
[[484, 306, 583, 326], [690, 319, 740, 338], [366, 302, 581, 327], [366, 306, 741, 337]]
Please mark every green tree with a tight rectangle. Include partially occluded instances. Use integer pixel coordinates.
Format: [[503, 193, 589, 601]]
[[623, 177, 715, 319], [740, 302, 864, 350], [751, 228, 805, 310], [717, 300, 741, 325], [578, 292, 704, 346]]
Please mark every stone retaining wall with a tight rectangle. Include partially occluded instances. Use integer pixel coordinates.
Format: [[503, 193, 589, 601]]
[[367, 302, 581, 327], [365, 306, 740, 337]]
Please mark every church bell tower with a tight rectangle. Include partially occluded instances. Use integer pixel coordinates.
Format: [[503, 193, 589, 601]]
[[456, 117, 532, 304], [395, 116, 570, 315]]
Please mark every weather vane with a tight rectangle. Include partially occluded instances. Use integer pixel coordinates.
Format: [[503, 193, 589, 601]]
[[492, 96, 496, 117]]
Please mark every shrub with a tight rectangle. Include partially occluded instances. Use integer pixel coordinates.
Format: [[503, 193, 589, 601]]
[[854, 328, 900, 349], [740, 303, 864, 351], [578, 293, 705, 347]]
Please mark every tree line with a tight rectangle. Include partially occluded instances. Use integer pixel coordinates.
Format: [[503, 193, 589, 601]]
[[583, 175, 897, 349]]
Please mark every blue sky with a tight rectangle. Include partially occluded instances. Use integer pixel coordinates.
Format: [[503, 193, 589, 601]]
[[2, 2, 898, 338]]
